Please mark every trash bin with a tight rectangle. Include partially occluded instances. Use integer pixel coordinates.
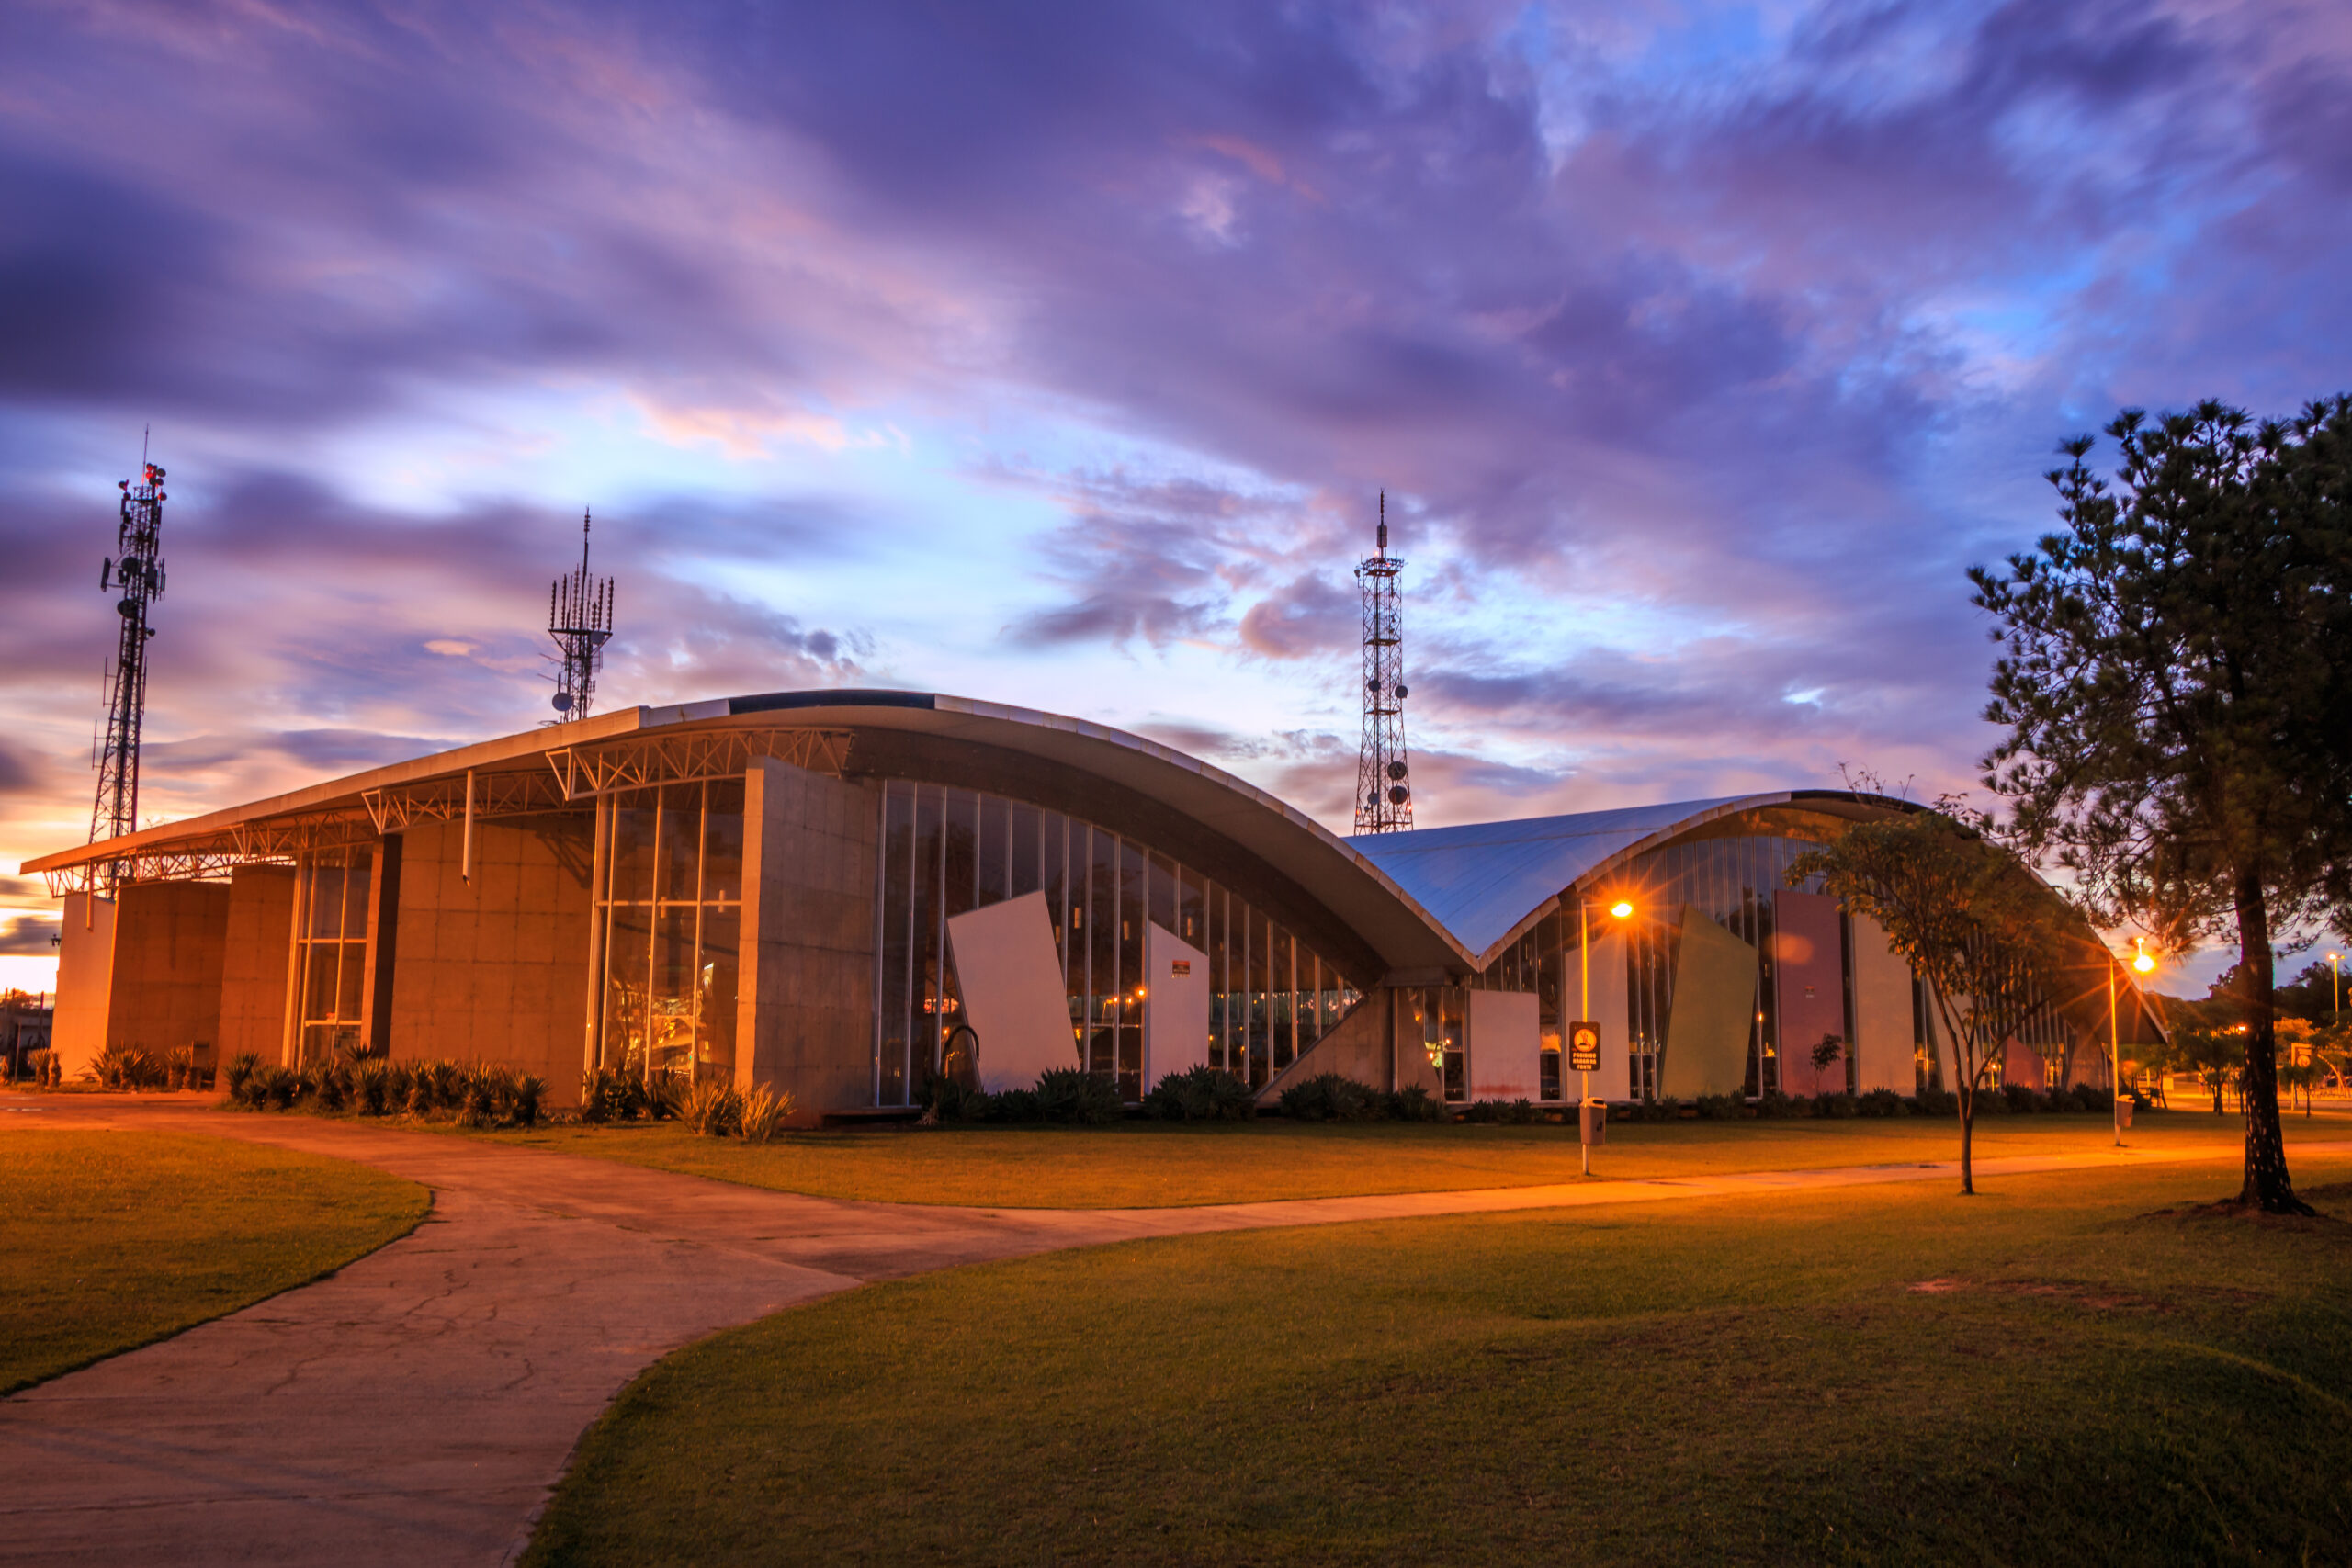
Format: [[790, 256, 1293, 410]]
[[2113, 1097, 2134, 1132], [1580, 1098, 1608, 1146]]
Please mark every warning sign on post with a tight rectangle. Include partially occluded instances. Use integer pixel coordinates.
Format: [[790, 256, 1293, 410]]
[[1567, 1021, 1601, 1073]]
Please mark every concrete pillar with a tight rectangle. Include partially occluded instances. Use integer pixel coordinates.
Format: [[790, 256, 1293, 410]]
[[740, 758, 879, 1122], [51, 893, 118, 1082], [218, 866, 298, 1069]]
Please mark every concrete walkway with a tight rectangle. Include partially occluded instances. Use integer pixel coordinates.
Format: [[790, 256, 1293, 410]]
[[1, 1098, 2338, 1566]]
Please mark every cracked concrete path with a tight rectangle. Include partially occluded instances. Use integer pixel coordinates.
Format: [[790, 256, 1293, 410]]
[[3, 1097, 2340, 1567]]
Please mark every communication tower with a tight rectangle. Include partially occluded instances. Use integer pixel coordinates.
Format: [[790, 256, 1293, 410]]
[[548, 509, 615, 721], [90, 446, 168, 880], [1353, 491, 1413, 833]]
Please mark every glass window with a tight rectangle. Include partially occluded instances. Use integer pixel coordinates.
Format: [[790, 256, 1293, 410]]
[[593, 780, 750, 1089]]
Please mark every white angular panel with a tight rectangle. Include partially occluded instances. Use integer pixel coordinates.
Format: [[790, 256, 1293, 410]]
[[1469, 988, 1542, 1101], [1850, 914, 1917, 1094], [945, 891, 1078, 1093], [1143, 921, 1211, 1088]]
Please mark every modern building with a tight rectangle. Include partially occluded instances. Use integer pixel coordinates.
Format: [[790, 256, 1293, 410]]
[[25, 691, 2163, 1116]]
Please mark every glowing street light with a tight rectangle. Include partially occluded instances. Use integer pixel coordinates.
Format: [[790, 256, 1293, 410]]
[[1571, 897, 1635, 1178], [2132, 938, 2155, 976], [2329, 952, 2342, 1017]]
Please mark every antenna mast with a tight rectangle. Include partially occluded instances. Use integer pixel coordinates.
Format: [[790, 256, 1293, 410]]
[[1353, 491, 1413, 833], [89, 446, 168, 885], [548, 509, 615, 721]]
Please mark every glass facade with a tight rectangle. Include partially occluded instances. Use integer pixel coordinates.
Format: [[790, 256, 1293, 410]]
[[1471, 834, 1838, 1100], [293, 846, 373, 1064], [593, 779, 744, 1081], [873, 779, 1363, 1105]]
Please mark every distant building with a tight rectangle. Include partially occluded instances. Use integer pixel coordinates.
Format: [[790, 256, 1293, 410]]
[[23, 691, 2163, 1116], [2, 998, 51, 1077]]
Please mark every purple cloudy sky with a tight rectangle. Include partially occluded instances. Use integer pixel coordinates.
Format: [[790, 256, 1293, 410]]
[[6, 0, 2350, 991]]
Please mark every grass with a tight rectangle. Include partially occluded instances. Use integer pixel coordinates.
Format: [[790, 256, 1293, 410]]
[[527, 1152, 2352, 1567], [453, 1104, 2352, 1209], [0, 1129, 431, 1394]]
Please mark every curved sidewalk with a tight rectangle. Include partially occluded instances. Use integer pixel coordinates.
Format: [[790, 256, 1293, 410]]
[[2, 1099, 2335, 1566]]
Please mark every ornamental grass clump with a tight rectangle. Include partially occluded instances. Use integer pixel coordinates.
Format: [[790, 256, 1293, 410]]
[[734, 1084, 795, 1143], [682, 1077, 742, 1137]]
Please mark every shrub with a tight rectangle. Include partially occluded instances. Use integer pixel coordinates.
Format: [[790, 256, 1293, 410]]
[[28, 1049, 58, 1088], [1388, 1083, 1442, 1122], [736, 1084, 796, 1143], [1694, 1092, 1744, 1120], [406, 1059, 459, 1115], [1280, 1072, 1384, 1122], [311, 1059, 352, 1112], [1144, 1065, 1255, 1122], [982, 1088, 1044, 1122], [921, 1072, 994, 1124], [1813, 1092, 1860, 1119], [1856, 1088, 1907, 1118], [2067, 1082, 2110, 1114], [645, 1073, 686, 1122], [1755, 1091, 1806, 1119], [2002, 1083, 2039, 1113], [350, 1059, 393, 1116], [1034, 1067, 1124, 1124], [164, 1045, 196, 1091], [1910, 1086, 1958, 1118], [91, 1043, 168, 1091], [580, 1066, 650, 1123]]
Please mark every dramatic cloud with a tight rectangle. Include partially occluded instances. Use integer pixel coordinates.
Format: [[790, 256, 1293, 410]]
[[3, 0, 2348, 991]]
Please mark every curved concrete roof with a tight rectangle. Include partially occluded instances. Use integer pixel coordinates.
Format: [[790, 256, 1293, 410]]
[[21, 689, 2164, 1037]]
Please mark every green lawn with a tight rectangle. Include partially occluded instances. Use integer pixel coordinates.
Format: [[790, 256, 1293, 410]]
[[527, 1153, 2352, 1567], [459, 1105, 2352, 1209], [0, 1129, 430, 1394]]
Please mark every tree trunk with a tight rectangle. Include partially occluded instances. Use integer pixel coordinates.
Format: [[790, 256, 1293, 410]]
[[1956, 1079, 1974, 1196], [2233, 873, 2311, 1214]]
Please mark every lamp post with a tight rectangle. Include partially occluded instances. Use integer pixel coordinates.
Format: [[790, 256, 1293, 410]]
[[2329, 952, 2342, 1019], [1573, 897, 1635, 1177], [2109, 937, 2155, 1146]]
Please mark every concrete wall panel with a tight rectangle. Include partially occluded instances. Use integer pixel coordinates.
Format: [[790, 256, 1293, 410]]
[[218, 866, 296, 1067], [104, 882, 230, 1066], [1257, 987, 1403, 1103], [1142, 920, 1210, 1089], [1849, 914, 1916, 1095], [1661, 905, 1756, 1100], [946, 891, 1080, 1092], [388, 817, 593, 1096], [1468, 988, 1542, 1101], [741, 759, 879, 1122]]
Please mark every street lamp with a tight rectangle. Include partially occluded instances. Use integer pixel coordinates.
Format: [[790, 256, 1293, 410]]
[[2109, 937, 2155, 1147], [1573, 896, 1635, 1177], [2329, 952, 2342, 1018]]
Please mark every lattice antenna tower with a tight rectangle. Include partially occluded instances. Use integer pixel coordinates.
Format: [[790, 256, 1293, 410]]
[[1354, 491, 1413, 832], [89, 440, 168, 886], [548, 508, 616, 721]]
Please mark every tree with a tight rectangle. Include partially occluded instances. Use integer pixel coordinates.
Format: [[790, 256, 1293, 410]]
[[1789, 807, 2078, 1195], [1971, 397, 2352, 1214]]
